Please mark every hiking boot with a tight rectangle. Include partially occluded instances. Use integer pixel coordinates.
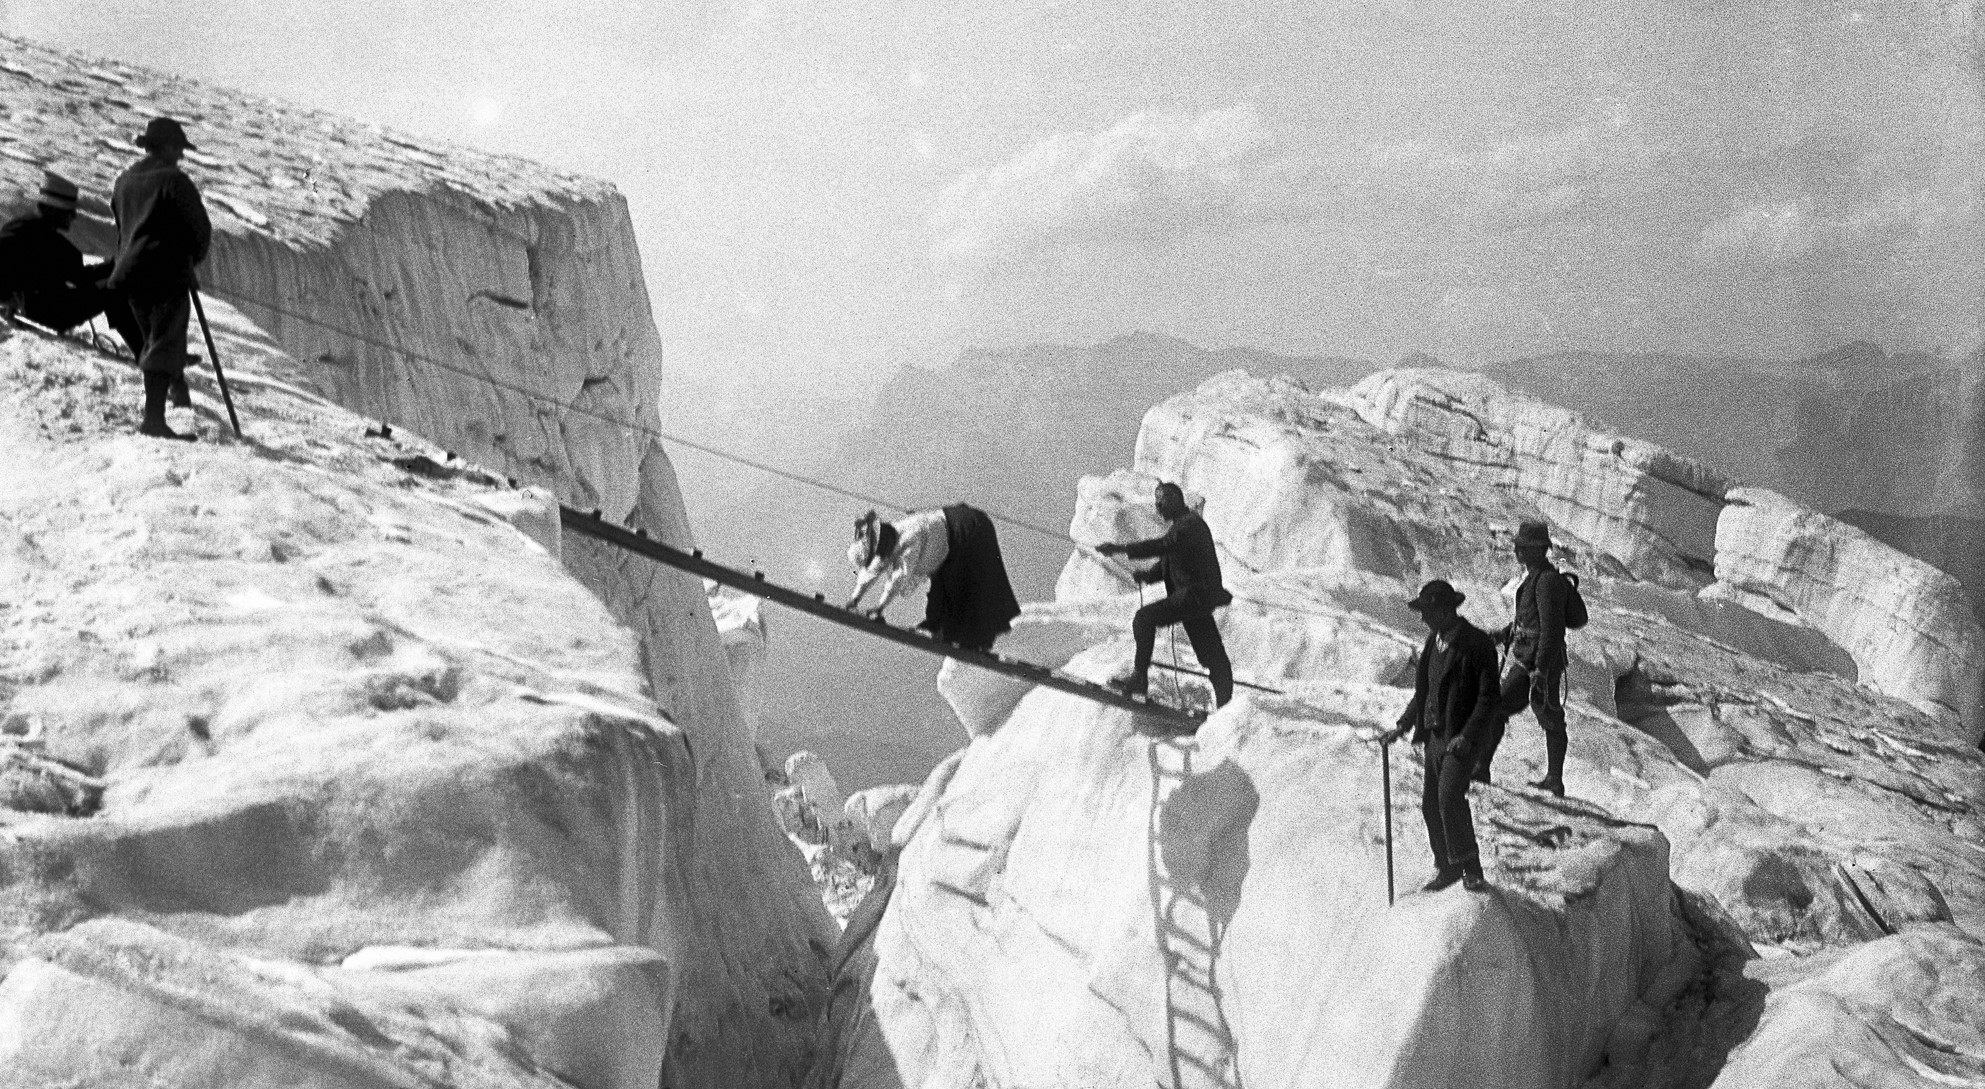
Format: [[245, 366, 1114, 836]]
[[167, 373, 193, 408], [1108, 674, 1149, 699], [1528, 777, 1565, 797], [138, 421, 196, 442], [1421, 866, 1464, 893], [1462, 868, 1489, 893]]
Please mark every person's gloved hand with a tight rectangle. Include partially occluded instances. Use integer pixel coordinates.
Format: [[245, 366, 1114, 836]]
[[1445, 735, 1475, 758], [1095, 542, 1124, 556], [1379, 723, 1411, 745], [1133, 567, 1164, 585]]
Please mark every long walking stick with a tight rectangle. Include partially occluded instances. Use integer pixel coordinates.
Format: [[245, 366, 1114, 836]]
[[188, 285, 242, 438], [1381, 737, 1396, 905]]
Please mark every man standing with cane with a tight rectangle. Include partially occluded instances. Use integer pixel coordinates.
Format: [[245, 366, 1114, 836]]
[[109, 116, 211, 441], [1381, 580, 1501, 893]]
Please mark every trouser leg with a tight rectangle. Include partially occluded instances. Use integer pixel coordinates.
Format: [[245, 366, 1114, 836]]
[[130, 288, 191, 376], [100, 288, 145, 357], [142, 370, 170, 431], [1421, 742, 1451, 868], [1129, 606, 1159, 687], [1433, 742, 1480, 868], [1531, 660, 1568, 784], [1473, 662, 1532, 781], [1180, 612, 1232, 707], [1128, 592, 1193, 688]]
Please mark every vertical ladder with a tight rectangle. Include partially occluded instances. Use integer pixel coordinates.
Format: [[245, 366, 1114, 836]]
[[1147, 738, 1242, 1089]]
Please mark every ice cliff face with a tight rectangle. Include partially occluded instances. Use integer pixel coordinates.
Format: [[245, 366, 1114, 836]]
[[813, 367, 1985, 1089], [1, 35, 830, 1089]]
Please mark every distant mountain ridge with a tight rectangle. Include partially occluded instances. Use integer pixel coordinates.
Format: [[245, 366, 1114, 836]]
[[1481, 342, 1982, 520], [703, 332, 1980, 790]]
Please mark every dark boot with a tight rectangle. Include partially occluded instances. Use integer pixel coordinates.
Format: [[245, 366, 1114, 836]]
[[1109, 673, 1149, 699], [167, 367, 193, 408], [1528, 776, 1565, 797], [1462, 864, 1489, 892], [1539, 729, 1568, 793], [138, 372, 195, 441], [1421, 865, 1464, 893]]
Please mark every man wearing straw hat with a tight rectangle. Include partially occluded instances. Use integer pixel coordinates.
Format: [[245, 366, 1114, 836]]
[[0, 171, 142, 352], [109, 116, 211, 441]]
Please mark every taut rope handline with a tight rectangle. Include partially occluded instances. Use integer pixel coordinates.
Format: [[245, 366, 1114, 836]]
[[193, 283, 1348, 626], [560, 506, 1205, 727]]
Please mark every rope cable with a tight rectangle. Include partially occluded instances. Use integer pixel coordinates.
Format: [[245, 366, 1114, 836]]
[[194, 283, 1349, 624]]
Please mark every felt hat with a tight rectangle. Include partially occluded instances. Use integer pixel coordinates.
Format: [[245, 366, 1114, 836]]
[[36, 172, 77, 211], [137, 116, 196, 151], [1515, 520, 1553, 549], [1406, 579, 1467, 612]]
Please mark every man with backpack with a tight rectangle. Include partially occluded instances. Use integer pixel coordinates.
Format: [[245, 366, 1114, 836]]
[[1473, 520, 1585, 796]]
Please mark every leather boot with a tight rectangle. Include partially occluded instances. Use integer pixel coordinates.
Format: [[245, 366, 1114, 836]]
[[138, 371, 194, 441], [1421, 865, 1464, 892], [1108, 673, 1149, 699], [167, 367, 193, 408]]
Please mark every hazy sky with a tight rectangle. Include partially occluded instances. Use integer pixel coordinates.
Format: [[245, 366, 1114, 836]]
[[8, 0, 1981, 450]]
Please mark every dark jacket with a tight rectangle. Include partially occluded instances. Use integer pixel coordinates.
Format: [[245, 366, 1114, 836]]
[[1398, 620, 1501, 747], [1505, 565, 1568, 670], [110, 156, 211, 293], [1122, 511, 1233, 609], [0, 212, 87, 300]]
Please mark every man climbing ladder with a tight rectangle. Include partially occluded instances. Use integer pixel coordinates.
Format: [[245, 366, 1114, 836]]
[[1097, 482, 1235, 708]]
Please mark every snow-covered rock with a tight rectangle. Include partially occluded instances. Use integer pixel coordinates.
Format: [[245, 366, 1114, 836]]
[[1, 34, 832, 1087], [1344, 368, 1730, 586], [1709, 926, 1985, 1088], [816, 365, 1985, 1088], [825, 687, 1693, 1089], [709, 583, 770, 746], [0, 323, 716, 1087], [1715, 487, 1983, 736]]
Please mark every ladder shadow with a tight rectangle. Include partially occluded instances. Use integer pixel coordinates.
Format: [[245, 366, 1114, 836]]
[[1146, 739, 1257, 1089]]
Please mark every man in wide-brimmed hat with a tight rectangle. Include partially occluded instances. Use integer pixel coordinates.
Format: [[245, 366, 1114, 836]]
[[0, 171, 143, 351], [1381, 578, 1499, 893], [109, 116, 211, 440], [1473, 520, 1573, 795]]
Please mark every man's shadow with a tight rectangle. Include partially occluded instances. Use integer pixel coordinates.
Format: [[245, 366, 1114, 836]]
[[1147, 743, 1258, 1089]]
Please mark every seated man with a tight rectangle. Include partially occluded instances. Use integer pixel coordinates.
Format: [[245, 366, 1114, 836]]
[[845, 505, 1022, 654], [0, 172, 142, 353]]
